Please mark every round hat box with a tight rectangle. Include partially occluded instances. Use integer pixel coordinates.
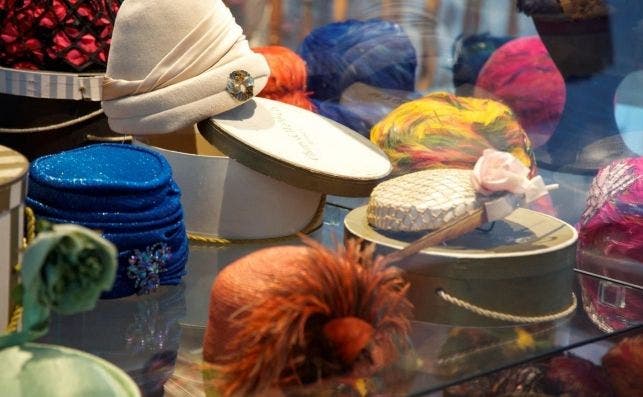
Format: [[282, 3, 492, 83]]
[[345, 206, 578, 327], [136, 97, 392, 241], [0, 67, 123, 160], [0, 145, 28, 330]]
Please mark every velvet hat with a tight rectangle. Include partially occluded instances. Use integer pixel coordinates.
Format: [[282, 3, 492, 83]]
[[26, 144, 189, 298], [101, 0, 269, 134]]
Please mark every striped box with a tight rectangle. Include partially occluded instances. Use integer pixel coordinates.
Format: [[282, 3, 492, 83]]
[[0, 145, 28, 330], [0, 67, 115, 160], [0, 66, 103, 101]]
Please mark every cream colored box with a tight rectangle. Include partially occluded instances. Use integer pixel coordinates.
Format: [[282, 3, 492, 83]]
[[0, 146, 28, 330], [136, 98, 392, 240]]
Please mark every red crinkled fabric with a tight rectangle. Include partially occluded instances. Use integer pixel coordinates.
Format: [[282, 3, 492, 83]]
[[0, 0, 122, 71], [579, 157, 643, 262], [578, 157, 643, 332]]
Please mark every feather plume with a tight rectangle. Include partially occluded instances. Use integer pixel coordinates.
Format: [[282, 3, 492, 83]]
[[208, 237, 412, 397], [382, 208, 485, 266]]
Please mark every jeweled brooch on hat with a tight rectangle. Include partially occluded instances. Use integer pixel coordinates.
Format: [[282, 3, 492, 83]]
[[226, 70, 254, 102], [127, 243, 172, 295]]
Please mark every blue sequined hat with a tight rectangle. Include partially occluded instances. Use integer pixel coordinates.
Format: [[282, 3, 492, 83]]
[[26, 144, 188, 298]]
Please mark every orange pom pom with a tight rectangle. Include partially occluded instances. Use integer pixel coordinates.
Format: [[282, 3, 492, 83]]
[[253, 45, 316, 111], [323, 317, 375, 365]]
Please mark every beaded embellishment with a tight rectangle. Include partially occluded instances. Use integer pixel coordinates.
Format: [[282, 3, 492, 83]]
[[127, 243, 171, 294]]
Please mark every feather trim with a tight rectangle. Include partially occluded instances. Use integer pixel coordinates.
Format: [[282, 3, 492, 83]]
[[213, 237, 412, 397], [382, 208, 485, 266]]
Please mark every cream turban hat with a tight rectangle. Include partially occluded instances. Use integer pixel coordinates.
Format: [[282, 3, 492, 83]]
[[102, 0, 269, 134]]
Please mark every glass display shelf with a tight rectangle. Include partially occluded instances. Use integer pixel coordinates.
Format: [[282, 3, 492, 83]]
[[1, 3, 637, 395], [38, 202, 643, 397]]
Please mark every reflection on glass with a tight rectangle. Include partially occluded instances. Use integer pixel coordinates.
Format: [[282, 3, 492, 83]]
[[41, 285, 186, 397], [614, 71, 643, 155]]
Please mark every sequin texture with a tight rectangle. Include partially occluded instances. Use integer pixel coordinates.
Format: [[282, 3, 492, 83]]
[[27, 144, 189, 299]]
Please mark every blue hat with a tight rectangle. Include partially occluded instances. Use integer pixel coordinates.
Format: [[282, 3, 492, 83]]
[[26, 144, 188, 298], [299, 19, 417, 103], [299, 19, 417, 136]]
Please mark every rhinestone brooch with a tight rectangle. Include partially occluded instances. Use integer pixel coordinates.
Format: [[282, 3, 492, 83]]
[[226, 70, 254, 101], [127, 242, 171, 295]]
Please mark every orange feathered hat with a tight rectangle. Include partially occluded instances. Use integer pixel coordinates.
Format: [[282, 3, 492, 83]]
[[203, 238, 412, 396]]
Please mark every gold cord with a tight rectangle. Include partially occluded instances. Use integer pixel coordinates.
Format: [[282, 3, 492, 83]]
[[187, 195, 326, 245], [4, 306, 22, 333], [4, 207, 37, 334], [25, 206, 36, 245], [437, 289, 578, 324]]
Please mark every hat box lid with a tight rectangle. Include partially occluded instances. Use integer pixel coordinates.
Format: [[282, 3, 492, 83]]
[[0, 145, 29, 192], [345, 206, 577, 262], [198, 97, 392, 197]]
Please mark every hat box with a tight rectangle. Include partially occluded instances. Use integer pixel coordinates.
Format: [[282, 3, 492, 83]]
[[0, 145, 28, 330], [136, 97, 392, 241], [345, 206, 578, 327], [0, 67, 126, 160], [0, 67, 123, 161], [0, 0, 123, 159]]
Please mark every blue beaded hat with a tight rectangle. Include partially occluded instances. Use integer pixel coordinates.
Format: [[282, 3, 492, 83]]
[[26, 144, 188, 298]]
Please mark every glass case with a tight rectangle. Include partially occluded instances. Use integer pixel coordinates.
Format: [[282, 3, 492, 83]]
[[39, 207, 643, 396], [1, 0, 641, 396]]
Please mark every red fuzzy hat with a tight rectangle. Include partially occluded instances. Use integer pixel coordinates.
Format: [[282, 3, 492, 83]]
[[603, 335, 643, 397], [253, 45, 316, 112], [475, 36, 566, 148]]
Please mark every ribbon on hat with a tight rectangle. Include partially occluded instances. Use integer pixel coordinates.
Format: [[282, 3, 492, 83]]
[[471, 149, 556, 203], [101, 0, 269, 134], [380, 150, 558, 266]]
